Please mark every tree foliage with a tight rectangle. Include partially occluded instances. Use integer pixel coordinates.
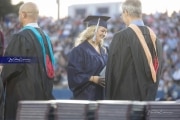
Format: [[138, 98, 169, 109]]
[[0, 0, 23, 20]]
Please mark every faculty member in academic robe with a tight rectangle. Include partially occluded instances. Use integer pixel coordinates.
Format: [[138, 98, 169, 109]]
[[105, 0, 163, 101], [1, 2, 55, 120]]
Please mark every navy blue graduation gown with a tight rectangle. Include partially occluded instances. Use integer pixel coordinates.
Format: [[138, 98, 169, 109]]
[[67, 41, 108, 100]]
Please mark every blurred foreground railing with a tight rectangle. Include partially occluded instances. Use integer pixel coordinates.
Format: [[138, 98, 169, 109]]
[[16, 100, 180, 120]]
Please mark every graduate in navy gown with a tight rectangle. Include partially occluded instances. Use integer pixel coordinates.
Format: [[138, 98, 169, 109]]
[[67, 15, 110, 100]]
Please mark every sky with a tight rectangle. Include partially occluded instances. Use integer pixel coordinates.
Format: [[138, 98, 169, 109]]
[[12, 0, 180, 20]]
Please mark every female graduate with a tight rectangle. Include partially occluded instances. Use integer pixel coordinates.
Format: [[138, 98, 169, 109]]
[[67, 15, 110, 100]]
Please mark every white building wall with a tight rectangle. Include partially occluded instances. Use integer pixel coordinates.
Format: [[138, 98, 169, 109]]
[[68, 2, 122, 18]]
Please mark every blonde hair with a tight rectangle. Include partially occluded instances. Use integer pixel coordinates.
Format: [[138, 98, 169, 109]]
[[74, 26, 104, 47]]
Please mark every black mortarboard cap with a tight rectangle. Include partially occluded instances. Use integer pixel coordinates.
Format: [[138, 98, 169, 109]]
[[83, 15, 110, 28]]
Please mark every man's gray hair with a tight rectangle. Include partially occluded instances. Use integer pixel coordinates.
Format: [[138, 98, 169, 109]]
[[122, 0, 142, 18]]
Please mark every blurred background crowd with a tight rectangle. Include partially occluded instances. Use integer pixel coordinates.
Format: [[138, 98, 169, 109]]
[[1, 10, 180, 101]]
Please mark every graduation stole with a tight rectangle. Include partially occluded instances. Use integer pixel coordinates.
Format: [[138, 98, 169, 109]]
[[0, 31, 4, 56], [22, 26, 55, 78], [129, 24, 159, 83]]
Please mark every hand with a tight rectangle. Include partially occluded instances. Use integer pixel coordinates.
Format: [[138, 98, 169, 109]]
[[98, 77, 105, 87], [90, 76, 105, 87], [0, 65, 3, 74]]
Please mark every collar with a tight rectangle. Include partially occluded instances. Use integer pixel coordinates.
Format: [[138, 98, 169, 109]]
[[130, 19, 144, 26], [25, 23, 39, 28]]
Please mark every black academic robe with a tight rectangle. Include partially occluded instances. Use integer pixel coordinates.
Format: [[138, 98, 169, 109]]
[[67, 41, 108, 100], [105, 26, 163, 101], [0, 30, 4, 120], [1, 28, 54, 120]]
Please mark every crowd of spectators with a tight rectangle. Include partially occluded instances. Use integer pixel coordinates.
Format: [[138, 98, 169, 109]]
[[1, 10, 180, 101]]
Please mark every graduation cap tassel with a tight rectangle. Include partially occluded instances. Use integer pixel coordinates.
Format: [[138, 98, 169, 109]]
[[92, 18, 100, 42]]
